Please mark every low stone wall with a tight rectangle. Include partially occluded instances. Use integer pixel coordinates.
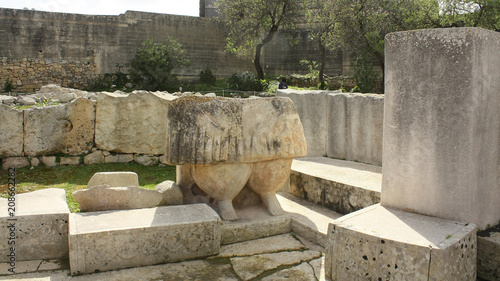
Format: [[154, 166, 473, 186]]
[[0, 57, 97, 93], [0, 86, 178, 169], [276, 90, 384, 166]]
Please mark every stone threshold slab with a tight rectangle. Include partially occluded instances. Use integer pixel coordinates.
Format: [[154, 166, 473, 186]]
[[288, 157, 382, 214], [325, 204, 477, 281], [69, 204, 221, 275]]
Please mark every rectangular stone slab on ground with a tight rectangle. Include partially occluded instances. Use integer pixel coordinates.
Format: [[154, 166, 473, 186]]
[[69, 204, 221, 275], [325, 204, 477, 281], [0, 188, 70, 262]]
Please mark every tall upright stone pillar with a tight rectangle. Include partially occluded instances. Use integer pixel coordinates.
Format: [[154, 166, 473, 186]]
[[325, 28, 500, 280], [382, 27, 500, 229]]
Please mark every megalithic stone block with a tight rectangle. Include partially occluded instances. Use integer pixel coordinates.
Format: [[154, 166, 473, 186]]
[[165, 96, 307, 220], [69, 204, 221, 275], [382, 27, 500, 229]]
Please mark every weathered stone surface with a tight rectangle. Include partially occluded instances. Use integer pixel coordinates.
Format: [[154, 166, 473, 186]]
[[218, 233, 305, 258], [29, 157, 40, 167], [325, 204, 477, 281], [2, 157, 29, 169], [23, 98, 96, 156], [83, 150, 104, 165], [276, 90, 327, 157], [383, 28, 500, 229], [289, 157, 381, 215], [59, 156, 81, 165], [0, 95, 15, 104], [73, 185, 163, 211], [477, 225, 500, 281], [0, 188, 70, 262], [261, 261, 318, 281], [18, 96, 36, 106], [104, 153, 134, 163], [231, 250, 321, 280], [95, 91, 176, 155], [326, 93, 384, 166], [59, 92, 77, 103], [134, 154, 158, 166], [39, 156, 58, 167], [165, 96, 307, 164], [87, 171, 139, 188], [155, 180, 183, 206], [0, 105, 23, 158], [69, 204, 221, 275]]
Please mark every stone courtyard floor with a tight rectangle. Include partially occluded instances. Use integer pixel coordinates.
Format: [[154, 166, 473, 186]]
[[0, 233, 327, 281]]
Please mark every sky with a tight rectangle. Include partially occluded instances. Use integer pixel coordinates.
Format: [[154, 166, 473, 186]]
[[0, 0, 200, 17]]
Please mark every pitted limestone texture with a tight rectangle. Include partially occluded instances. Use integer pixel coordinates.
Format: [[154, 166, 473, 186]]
[[0, 188, 70, 262], [325, 204, 477, 281], [69, 204, 221, 275]]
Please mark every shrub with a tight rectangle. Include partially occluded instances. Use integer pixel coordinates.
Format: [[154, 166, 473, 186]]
[[3, 78, 14, 92], [199, 69, 216, 86], [226, 71, 265, 91], [352, 51, 380, 93], [128, 38, 189, 91]]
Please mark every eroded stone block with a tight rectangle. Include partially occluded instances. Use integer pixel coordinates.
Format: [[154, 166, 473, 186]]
[[0, 188, 70, 262], [87, 171, 139, 188], [0, 105, 23, 158], [23, 98, 95, 156], [69, 204, 221, 275], [95, 91, 176, 155], [325, 205, 476, 281]]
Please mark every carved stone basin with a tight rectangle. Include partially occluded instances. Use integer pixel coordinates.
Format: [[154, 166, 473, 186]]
[[164, 96, 307, 220]]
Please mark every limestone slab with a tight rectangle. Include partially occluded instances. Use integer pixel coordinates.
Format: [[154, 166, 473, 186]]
[[73, 185, 163, 212], [59, 157, 80, 165], [154, 180, 183, 206], [261, 261, 317, 281], [218, 233, 306, 258], [289, 157, 381, 215], [0, 105, 23, 158], [23, 98, 95, 156], [95, 91, 175, 155], [69, 204, 221, 275], [0, 188, 70, 262], [276, 90, 327, 157], [104, 153, 133, 163], [383, 27, 500, 229], [83, 150, 104, 165], [231, 250, 321, 280], [326, 93, 384, 166], [39, 156, 58, 167], [325, 204, 477, 281], [1, 157, 29, 170], [87, 171, 138, 188]]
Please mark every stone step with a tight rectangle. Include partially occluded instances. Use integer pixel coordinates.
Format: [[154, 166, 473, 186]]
[[68, 204, 221, 275], [0, 188, 70, 262], [287, 157, 382, 215]]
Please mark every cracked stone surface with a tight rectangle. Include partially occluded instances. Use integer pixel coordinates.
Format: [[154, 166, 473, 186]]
[[0, 233, 327, 281]]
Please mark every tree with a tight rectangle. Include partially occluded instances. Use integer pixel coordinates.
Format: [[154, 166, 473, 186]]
[[303, 0, 336, 89], [128, 38, 190, 91], [217, 0, 303, 80]]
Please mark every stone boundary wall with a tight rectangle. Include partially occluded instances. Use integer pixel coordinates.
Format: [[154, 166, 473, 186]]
[[1, 87, 384, 169], [276, 90, 384, 166], [1, 57, 97, 92]]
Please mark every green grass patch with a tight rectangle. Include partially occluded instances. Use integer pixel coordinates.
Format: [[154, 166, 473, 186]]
[[0, 163, 176, 213]]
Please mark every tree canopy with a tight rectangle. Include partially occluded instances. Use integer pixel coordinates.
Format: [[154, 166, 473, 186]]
[[217, 0, 303, 79], [128, 38, 190, 91]]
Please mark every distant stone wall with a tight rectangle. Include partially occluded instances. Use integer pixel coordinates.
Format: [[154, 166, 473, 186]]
[[0, 8, 344, 92], [277, 90, 384, 166], [1, 57, 97, 92]]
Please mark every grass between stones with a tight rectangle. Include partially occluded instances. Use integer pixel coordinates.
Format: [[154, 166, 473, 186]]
[[0, 163, 176, 212]]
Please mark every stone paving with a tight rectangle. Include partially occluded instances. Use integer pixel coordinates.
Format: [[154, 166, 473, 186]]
[[0, 233, 327, 281]]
